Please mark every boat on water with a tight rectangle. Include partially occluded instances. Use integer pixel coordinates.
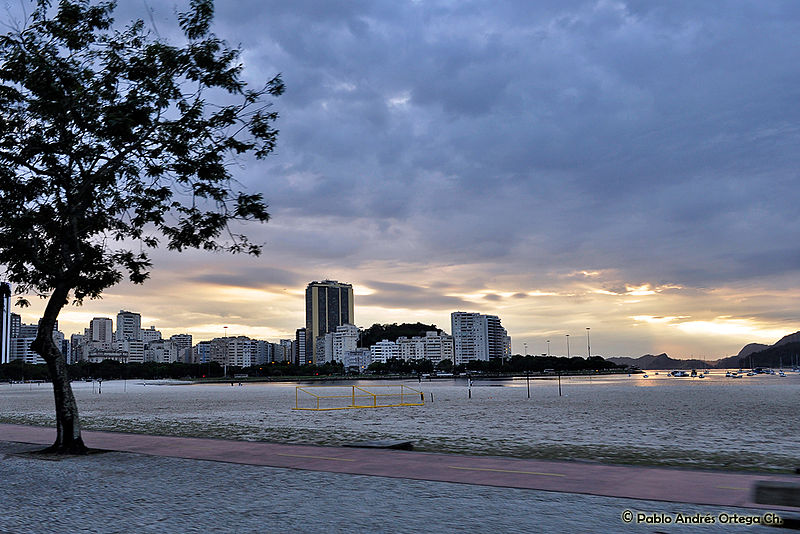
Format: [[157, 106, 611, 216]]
[[669, 370, 690, 377]]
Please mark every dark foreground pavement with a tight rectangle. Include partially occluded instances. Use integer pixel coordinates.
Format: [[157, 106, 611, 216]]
[[2, 423, 798, 513]]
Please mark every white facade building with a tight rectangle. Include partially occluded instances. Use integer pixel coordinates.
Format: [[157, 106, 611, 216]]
[[332, 324, 359, 362], [145, 339, 179, 363], [141, 326, 162, 344], [116, 310, 142, 341], [9, 337, 40, 364], [170, 334, 193, 363], [451, 312, 488, 364], [343, 348, 372, 371], [279, 339, 294, 363], [393, 331, 455, 364], [203, 336, 256, 367], [9, 319, 65, 364], [315, 333, 334, 364], [451, 312, 510, 365], [116, 339, 145, 363], [370, 339, 399, 363]]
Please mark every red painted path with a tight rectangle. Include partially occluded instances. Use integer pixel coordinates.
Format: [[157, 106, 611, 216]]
[[2, 423, 798, 511]]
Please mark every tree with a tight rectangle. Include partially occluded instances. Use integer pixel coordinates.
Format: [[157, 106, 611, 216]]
[[436, 359, 453, 372], [0, 0, 283, 452]]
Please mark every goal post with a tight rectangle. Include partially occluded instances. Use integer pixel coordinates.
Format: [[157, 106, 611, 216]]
[[294, 384, 424, 411]]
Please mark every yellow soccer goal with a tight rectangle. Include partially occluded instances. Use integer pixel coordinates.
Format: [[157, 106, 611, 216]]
[[294, 384, 424, 410]]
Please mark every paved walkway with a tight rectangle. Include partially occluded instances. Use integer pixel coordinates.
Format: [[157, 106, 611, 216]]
[[2, 423, 798, 512]]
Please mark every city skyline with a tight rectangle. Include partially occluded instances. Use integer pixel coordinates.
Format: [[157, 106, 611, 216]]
[[4, 1, 800, 359], [8, 274, 796, 360]]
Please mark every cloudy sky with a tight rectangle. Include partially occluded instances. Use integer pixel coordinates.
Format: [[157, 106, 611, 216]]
[[13, 0, 800, 359]]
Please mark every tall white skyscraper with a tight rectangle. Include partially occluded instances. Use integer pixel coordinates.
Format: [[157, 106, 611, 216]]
[[451, 312, 510, 365], [295, 328, 306, 365], [332, 324, 359, 362], [116, 310, 142, 341]]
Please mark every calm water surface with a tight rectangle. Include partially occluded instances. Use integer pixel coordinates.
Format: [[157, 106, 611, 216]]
[[2, 371, 798, 472]]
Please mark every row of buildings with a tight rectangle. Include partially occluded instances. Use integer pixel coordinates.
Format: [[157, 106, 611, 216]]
[[0, 280, 513, 370], [299, 280, 511, 370]]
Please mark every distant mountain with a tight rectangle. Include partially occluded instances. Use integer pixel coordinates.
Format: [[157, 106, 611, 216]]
[[774, 332, 800, 346], [607, 353, 709, 370], [714, 354, 743, 369], [737, 343, 769, 358], [719, 331, 800, 368], [591, 331, 800, 370], [733, 341, 800, 369]]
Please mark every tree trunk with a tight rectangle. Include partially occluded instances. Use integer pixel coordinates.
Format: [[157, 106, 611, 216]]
[[30, 284, 87, 454]]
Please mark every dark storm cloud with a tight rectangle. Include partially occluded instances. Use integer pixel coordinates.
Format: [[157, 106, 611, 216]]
[[360, 280, 471, 310], [124, 1, 800, 289], [190, 266, 303, 290]]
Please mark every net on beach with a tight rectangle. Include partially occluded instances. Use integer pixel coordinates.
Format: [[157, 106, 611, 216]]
[[294, 384, 424, 410]]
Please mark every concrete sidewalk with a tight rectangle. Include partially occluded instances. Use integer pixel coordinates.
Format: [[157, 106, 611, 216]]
[[2, 423, 798, 511]]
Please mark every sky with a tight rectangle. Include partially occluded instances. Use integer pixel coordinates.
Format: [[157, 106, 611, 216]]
[[9, 0, 800, 359]]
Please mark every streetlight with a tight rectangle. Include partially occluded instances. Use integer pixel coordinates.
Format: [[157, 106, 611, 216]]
[[586, 327, 591, 359], [223, 326, 228, 377], [524, 342, 530, 398], [566, 334, 570, 358]]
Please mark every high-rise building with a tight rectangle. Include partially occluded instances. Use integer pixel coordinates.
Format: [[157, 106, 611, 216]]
[[332, 324, 359, 362], [305, 280, 354, 365], [370, 339, 399, 363], [116, 310, 142, 341], [205, 336, 256, 367], [295, 328, 306, 365], [279, 339, 294, 363], [8, 318, 65, 365], [170, 334, 193, 363], [70, 333, 85, 363], [10, 313, 20, 338], [396, 331, 455, 364], [485, 315, 509, 362], [343, 348, 372, 371], [1, 282, 10, 364], [116, 339, 145, 363], [141, 326, 162, 344], [194, 341, 211, 364], [451, 312, 510, 365], [89, 317, 114, 343]]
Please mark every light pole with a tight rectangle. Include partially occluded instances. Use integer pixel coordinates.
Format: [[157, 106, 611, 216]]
[[586, 327, 591, 359], [524, 342, 530, 398], [566, 334, 570, 358], [223, 326, 228, 378]]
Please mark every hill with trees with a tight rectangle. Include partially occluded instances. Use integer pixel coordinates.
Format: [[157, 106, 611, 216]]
[[359, 323, 443, 348]]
